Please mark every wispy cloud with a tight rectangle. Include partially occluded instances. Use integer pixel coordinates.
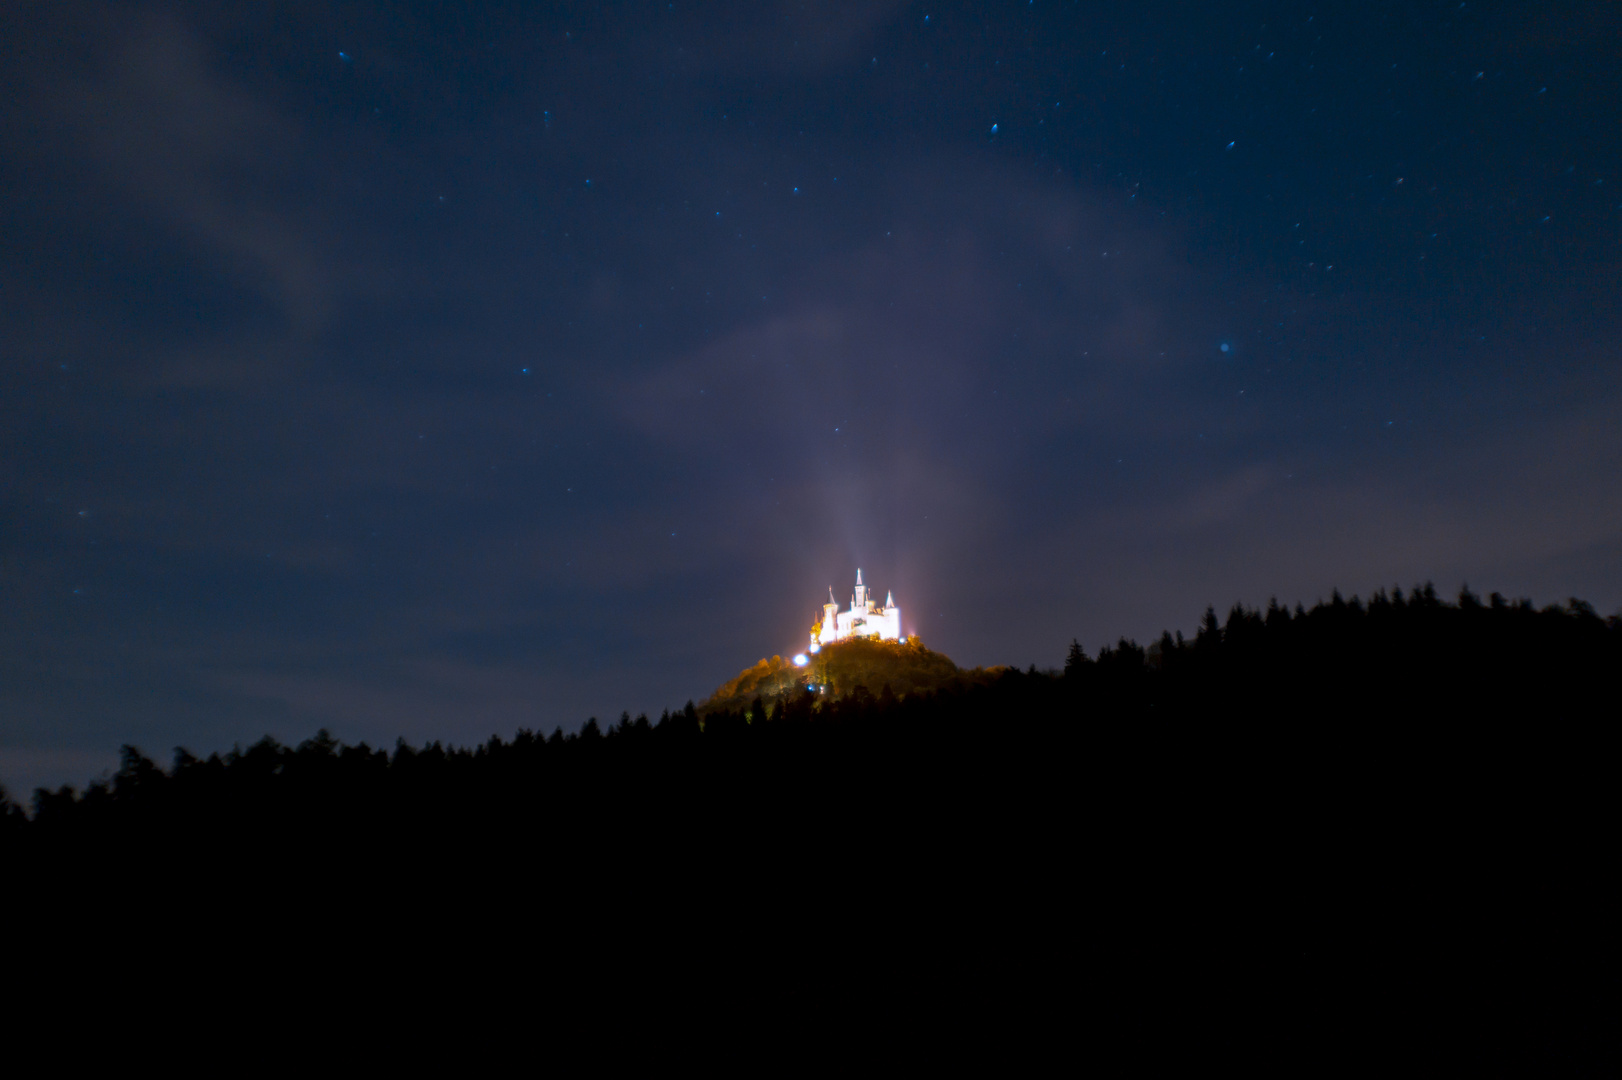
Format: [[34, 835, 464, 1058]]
[[26, 8, 338, 385]]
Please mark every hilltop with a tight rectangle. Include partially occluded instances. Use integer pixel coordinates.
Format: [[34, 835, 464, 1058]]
[[701, 635, 1002, 714]]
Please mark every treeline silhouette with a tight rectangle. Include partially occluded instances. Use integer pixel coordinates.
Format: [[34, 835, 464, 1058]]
[[3, 585, 1614, 1062], [6, 583, 1612, 837]]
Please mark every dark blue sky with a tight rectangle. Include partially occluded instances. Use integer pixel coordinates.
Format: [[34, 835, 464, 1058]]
[[4, 1, 1619, 794]]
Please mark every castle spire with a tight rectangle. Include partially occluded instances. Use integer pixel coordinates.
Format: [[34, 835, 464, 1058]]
[[856, 568, 864, 586]]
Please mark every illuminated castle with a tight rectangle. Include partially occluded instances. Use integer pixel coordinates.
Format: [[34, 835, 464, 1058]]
[[812, 569, 902, 648]]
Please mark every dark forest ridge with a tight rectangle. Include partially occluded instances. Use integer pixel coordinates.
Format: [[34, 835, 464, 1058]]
[[3, 582, 1615, 828], [5, 582, 1613, 1066]]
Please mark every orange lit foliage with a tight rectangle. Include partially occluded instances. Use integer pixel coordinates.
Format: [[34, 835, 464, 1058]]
[[701, 636, 1000, 715]]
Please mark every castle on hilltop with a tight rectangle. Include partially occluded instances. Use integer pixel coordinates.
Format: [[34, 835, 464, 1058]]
[[812, 569, 902, 648]]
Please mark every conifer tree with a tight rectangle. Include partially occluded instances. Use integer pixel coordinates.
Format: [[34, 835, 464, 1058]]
[[1064, 638, 1088, 678]]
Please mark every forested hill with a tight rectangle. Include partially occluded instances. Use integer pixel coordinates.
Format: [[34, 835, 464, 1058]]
[[4, 585, 1614, 1058], [4, 583, 1614, 839]]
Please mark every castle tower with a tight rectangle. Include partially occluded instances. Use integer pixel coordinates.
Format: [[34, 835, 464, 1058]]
[[853, 568, 869, 610]]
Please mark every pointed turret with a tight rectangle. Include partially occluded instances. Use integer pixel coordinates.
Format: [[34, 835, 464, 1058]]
[[821, 588, 840, 646]]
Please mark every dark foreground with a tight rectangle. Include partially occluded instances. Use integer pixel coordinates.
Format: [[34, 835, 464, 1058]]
[[5, 588, 1616, 1064]]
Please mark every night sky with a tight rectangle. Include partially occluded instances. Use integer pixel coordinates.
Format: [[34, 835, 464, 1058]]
[[4, 1, 1619, 794]]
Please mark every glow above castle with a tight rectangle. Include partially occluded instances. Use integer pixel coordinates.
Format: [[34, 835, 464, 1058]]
[[812, 568, 902, 648]]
